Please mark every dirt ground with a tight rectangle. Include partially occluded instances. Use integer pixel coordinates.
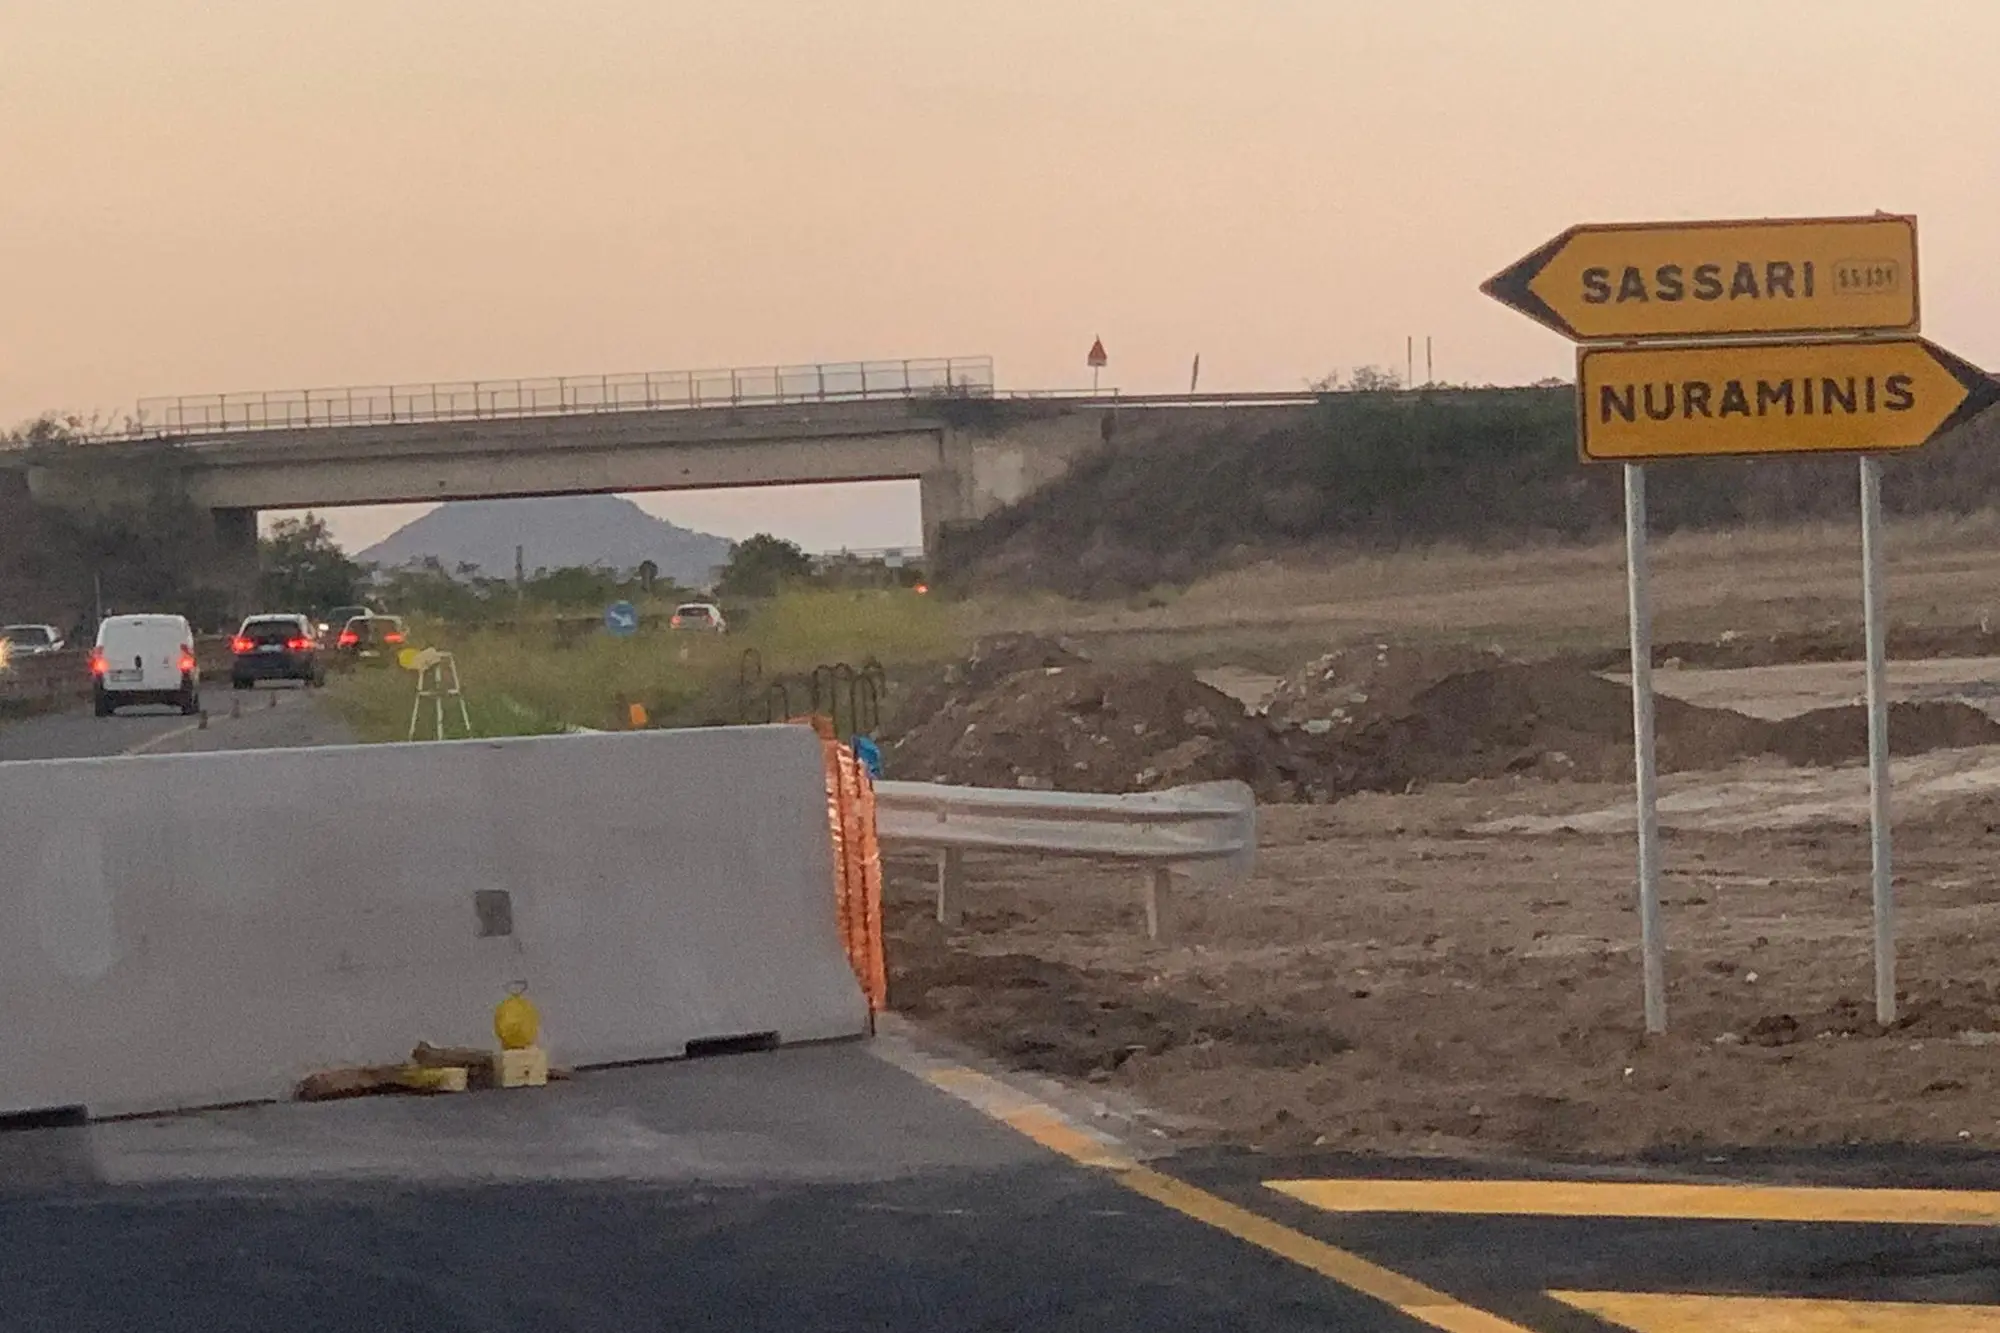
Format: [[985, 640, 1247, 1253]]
[[887, 772, 2000, 1158], [889, 524, 2000, 1159]]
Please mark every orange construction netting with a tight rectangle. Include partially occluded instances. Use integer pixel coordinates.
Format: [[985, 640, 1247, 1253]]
[[803, 716, 887, 1015]]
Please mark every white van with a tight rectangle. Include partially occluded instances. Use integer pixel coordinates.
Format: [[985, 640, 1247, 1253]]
[[92, 614, 201, 717]]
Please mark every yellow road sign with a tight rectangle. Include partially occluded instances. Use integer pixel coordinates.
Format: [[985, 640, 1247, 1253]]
[[1484, 215, 1919, 342], [1577, 337, 1998, 462]]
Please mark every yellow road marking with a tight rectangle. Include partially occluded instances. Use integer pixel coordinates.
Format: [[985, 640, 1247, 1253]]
[[1269, 1179, 2000, 1227], [1552, 1290, 2000, 1331], [922, 1065, 1532, 1333]]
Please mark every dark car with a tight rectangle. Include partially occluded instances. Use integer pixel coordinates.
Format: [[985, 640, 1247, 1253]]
[[231, 613, 325, 689], [333, 614, 408, 664], [318, 604, 373, 646]]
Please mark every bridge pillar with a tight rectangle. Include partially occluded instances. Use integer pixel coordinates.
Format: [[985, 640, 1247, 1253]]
[[918, 467, 971, 564], [212, 507, 260, 620]]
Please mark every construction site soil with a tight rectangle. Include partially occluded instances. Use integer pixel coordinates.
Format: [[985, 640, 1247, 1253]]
[[884, 628, 2000, 1157], [885, 635, 2000, 800]]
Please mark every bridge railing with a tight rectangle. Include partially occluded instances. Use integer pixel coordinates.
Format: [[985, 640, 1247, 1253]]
[[130, 357, 995, 436]]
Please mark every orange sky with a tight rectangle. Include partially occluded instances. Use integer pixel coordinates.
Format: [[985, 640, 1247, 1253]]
[[7, 0, 1998, 552]]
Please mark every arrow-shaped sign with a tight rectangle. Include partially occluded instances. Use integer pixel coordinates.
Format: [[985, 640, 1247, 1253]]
[[1576, 336, 1998, 463], [1485, 215, 1919, 342]]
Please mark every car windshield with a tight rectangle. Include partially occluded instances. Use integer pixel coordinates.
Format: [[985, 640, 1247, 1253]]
[[4, 627, 52, 647], [675, 606, 711, 619]]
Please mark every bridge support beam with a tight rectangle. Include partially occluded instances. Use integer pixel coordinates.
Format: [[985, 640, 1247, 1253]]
[[918, 467, 971, 565]]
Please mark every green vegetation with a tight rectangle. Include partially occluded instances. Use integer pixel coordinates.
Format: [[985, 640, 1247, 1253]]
[[715, 533, 813, 599], [324, 587, 961, 742], [259, 514, 366, 614], [370, 556, 694, 623], [1, 418, 240, 630], [943, 384, 2000, 596]]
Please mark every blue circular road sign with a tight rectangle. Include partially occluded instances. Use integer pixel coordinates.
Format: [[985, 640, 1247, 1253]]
[[603, 601, 640, 637]]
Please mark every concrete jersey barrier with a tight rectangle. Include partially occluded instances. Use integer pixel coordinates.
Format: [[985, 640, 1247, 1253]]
[[0, 725, 868, 1118]]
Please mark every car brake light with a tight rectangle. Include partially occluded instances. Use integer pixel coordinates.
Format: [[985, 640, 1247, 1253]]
[[338, 630, 359, 647], [287, 637, 311, 652], [383, 632, 404, 644], [670, 616, 683, 628], [231, 636, 254, 654], [89, 650, 107, 676], [179, 650, 195, 673]]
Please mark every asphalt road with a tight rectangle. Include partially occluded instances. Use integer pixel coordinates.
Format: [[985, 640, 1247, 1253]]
[[0, 1045, 1390, 1333], [0, 681, 353, 764], [6, 1033, 2000, 1331], [6, 690, 1999, 1330]]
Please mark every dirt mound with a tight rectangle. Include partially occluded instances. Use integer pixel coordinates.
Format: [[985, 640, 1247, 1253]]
[[1740, 980, 2000, 1047], [1763, 701, 2000, 766], [885, 656, 1320, 800], [1321, 668, 2000, 791], [1321, 663, 1770, 787], [1564, 622, 2000, 673], [887, 632, 1091, 735], [885, 647, 2000, 805], [1266, 642, 1514, 732]]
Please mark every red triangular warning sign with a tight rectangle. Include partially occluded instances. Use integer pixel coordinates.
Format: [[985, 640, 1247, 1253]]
[[1086, 337, 1108, 368]]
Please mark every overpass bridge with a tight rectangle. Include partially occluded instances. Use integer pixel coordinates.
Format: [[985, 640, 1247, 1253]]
[[5, 356, 1320, 608]]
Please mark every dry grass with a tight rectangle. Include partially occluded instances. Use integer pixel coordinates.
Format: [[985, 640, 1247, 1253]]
[[964, 512, 2000, 670]]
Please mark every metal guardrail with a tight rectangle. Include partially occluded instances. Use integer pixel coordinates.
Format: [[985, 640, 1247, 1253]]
[[0, 651, 87, 711], [0, 640, 237, 713], [124, 356, 996, 437], [873, 778, 1256, 940]]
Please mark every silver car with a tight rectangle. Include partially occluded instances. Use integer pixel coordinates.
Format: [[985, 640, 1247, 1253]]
[[1, 624, 65, 658]]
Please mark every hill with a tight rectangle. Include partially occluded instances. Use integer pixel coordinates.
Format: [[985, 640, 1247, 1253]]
[[358, 495, 732, 584], [942, 388, 2000, 596]]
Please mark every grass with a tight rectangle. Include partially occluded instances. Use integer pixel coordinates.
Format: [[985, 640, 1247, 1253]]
[[325, 588, 965, 742]]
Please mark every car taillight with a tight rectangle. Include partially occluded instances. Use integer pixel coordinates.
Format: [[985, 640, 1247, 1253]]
[[179, 649, 196, 673], [231, 637, 254, 654], [287, 637, 311, 652], [89, 650, 107, 676], [338, 630, 359, 647], [383, 632, 404, 644], [670, 616, 683, 628]]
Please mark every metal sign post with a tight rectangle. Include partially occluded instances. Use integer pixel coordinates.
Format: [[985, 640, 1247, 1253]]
[[1623, 463, 1667, 1033], [1859, 455, 1895, 1024], [1484, 210, 2000, 1035]]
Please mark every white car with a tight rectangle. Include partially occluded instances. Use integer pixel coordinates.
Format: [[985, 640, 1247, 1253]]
[[1, 624, 64, 658], [669, 602, 728, 634], [92, 614, 201, 717]]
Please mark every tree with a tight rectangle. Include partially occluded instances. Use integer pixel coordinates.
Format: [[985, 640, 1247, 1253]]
[[259, 514, 364, 613], [717, 533, 813, 599], [1345, 365, 1403, 392], [522, 564, 623, 610], [1307, 366, 1404, 393]]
